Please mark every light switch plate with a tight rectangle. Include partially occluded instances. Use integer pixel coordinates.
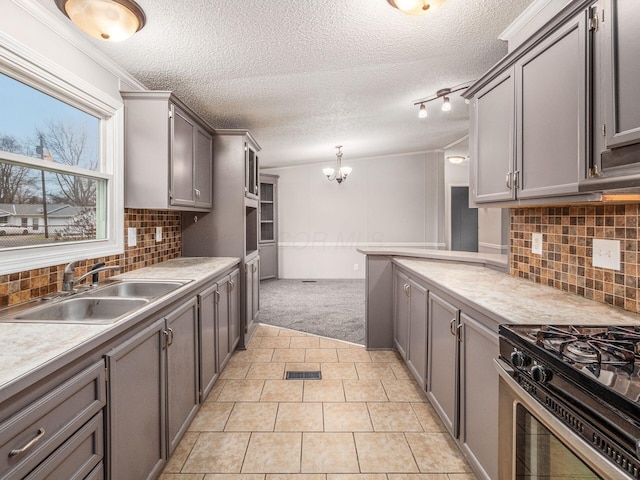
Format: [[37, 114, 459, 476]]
[[592, 239, 620, 270], [127, 227, 137, 247], [155, 226, 162, 242], [532, 233, 543, 255]]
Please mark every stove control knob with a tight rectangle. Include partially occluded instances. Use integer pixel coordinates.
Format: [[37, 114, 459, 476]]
[[531, 364, 552, 384], [510, 350, 531, 368]]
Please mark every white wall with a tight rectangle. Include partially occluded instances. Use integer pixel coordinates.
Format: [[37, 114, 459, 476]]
[[264, 151, 445, 279]]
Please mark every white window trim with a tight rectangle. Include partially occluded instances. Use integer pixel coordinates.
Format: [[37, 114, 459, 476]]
[[0, 32, 124, 275]]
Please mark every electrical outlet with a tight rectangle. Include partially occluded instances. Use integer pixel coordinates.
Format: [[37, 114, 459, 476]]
[[353, 264, 359, 271], [155, 226, 162, 242], [592, 239, 621, 270], [127, 227, 137, 247], [532, 233, 543, 255]]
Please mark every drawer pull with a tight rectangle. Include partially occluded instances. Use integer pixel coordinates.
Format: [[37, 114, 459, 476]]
[[9, 428, 45, 457]]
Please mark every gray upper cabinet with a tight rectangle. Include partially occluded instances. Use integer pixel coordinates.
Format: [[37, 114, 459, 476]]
[[586, 0, 640, 189], [516, 11, 587, 199], [121, 91, 213, 211], [467, 1, 602, 205], [471, 68, 516, 203]]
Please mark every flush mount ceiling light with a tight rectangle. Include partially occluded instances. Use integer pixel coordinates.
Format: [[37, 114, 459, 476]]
[[55, 0, 146, 41], [323, 145, 352, 185], [414, 82, 473, 119], [447, 155, 467, 164], [386, 0, 444, 16]]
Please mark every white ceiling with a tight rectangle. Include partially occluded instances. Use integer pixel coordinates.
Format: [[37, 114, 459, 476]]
[[40, 0, 531, 168]]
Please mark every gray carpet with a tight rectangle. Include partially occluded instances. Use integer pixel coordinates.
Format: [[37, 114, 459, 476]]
[[259, 279, 366, 345]]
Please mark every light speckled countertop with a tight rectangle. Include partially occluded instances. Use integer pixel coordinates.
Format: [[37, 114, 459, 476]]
[[395, 258, 640, 327], [0, 257, 239, 399], [357, 247, 508, 271]]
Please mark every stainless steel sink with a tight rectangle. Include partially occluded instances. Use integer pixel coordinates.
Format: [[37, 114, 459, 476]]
[[91, 281, 185, 298], [9, 297, 149, 324]]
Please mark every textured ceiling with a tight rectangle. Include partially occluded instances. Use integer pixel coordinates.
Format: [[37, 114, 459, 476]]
[[40, 0, 531, 167]]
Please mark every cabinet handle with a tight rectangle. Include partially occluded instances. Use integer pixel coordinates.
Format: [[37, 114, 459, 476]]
[[505, 172, 512, 189], [229, 280, 235, 292], [215, 290, 221, 305], [457, 323, 463, 342], [514, 170, 520, 189], [404, 284, 410, 297], [164, 328, 174, 347], [194, 188, 201, 199], [253, 264, 257, 273], [449, 318, 456, 336], [9, 428, 45, 457]]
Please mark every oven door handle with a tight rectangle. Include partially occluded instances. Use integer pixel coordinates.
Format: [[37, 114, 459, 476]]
[[494, 358, 635, 480]]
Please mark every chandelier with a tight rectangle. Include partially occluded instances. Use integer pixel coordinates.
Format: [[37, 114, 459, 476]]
[[322, 146, 352, 185]]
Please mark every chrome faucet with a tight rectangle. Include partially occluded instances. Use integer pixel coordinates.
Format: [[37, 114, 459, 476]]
[[62, 261, 121, 292]]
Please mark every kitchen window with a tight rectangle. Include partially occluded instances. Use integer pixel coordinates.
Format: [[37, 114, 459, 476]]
[[0, 39, 124, 274]]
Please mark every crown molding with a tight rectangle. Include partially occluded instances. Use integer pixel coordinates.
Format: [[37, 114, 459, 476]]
[[498, 0, 554, 43]]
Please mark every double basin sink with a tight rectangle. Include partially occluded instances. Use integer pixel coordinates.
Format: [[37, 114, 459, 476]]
[[1, 280, 188, 325]]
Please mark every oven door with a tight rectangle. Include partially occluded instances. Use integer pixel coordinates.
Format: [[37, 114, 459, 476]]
[[495, 359, 633, 480]]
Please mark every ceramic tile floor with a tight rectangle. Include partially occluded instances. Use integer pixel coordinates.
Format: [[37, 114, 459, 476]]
[[161, 324, 477, 480]]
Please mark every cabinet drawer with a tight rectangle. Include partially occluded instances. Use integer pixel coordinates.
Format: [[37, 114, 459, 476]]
[[24, 412, 103, 480], [0, 361, 105, 479]]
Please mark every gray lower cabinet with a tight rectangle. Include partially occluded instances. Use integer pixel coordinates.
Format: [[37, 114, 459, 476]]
[[106, 319, 166, 480], [259, 244, 277, 280], [393, 267, 428, 388], [166, 299, 200, 455], [459, 313, 499, 480], [199, 282, 219, 402], [393, 269, 410, 360], [0, 361, 105, 480], [229, 269, 240, 352], [426, 292, 459, 437], [245, 257, 260, 338], [106, 298, 199, 480]]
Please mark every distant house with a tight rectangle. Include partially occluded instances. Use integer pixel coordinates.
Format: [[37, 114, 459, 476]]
[[0, 203, 85, 235]]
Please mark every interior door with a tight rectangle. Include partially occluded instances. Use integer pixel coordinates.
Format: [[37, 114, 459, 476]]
[[451, 186, 478, 252]]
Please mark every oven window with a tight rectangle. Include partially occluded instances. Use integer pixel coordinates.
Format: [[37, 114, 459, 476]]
[[515, 404, 600, 479]]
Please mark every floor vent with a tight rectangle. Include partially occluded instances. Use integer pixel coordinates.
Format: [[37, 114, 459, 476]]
[[285, 371, 322, 380], [302, 280, 317, 283]]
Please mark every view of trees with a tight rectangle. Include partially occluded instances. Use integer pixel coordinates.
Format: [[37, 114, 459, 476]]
[[0, 119, 98, 208]]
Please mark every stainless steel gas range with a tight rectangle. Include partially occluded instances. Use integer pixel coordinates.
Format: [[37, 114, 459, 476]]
[[496, 324, 640, 480]]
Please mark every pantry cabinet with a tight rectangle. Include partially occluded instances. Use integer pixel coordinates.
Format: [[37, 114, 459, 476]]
[[121, 91, 213, 211]]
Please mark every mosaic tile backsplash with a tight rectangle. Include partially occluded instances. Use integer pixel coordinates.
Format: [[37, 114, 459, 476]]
[[511, 204, 640, 314], [0, 209, 181, 307]]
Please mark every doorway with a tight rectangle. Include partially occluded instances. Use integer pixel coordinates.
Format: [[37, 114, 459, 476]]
[[451, 186, 478, 252]]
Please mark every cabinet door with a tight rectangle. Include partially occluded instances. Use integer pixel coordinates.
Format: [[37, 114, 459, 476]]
[[406, 279, 428, 389], [516, 12, 586, 199], [217, 278, 232, 371], [252, 258, 260, 322], [106, 319, 166, 480], [245, 143, 258, 198], [427, 293, 459, 438], [602, 0, 640, 150], [229, 269, 241, 351], [199, 283, 218, 401], [472, 68, 516, 203], [393, 270, 410, 360], [171, 105, 196, 207], [166, 298, 200, 455], [459, 313, 499, 480], [194, 126, 213, 209]]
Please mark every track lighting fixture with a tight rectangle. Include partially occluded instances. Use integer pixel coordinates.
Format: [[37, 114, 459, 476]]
[[413, 82, 473, 118]]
